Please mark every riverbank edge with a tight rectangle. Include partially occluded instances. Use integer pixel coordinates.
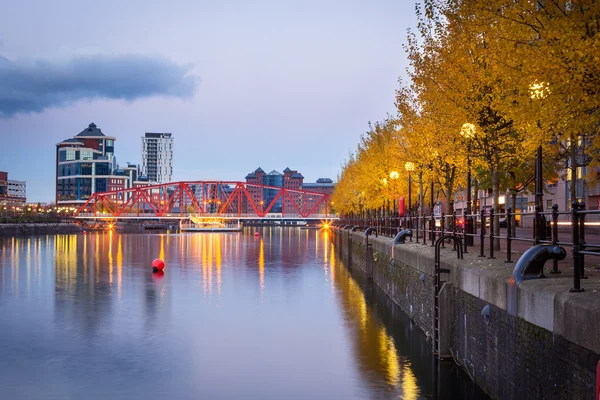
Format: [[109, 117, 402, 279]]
[[0, 223, 83, 237], [332, 229, 599, 400]]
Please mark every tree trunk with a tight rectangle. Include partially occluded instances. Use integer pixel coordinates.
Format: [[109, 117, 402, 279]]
[[491, 166, 501, 250], [511, 191, 517, 237], [569, 135, 578, 205], [444, 165, 456, 216], [472, 180, 479, 234]]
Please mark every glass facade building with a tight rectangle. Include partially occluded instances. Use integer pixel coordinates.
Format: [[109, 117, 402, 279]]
[[263, 171, 283, 213], [55, 123, 134, 205]]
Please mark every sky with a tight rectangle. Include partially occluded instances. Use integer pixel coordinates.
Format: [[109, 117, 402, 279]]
[[0, 0, 417, 202]]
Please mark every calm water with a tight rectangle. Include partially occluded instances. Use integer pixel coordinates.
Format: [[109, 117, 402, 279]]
[[0, 228, 487, 400]]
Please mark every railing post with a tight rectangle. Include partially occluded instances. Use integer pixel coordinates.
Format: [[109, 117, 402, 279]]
[[423, 215, 427, 245], [570, 201, 584, 292], [505, 207, 512, 263], [430, 213, 435, 247], [551, 204, 561, 274], [452, 211, 457, 252], [488, 208, 495, 259], [579, 202, 588, 279], [463, 209, 469, 254], [479, 208, 485, 258], [441, 212, 445, 248], [416, 213, 420, 243]]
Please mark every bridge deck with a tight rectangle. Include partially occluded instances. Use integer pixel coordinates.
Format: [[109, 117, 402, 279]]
[[75, 213, 338, 221]]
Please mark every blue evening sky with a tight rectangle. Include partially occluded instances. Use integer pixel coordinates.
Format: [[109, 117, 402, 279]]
[[0, 0, 417, 202]]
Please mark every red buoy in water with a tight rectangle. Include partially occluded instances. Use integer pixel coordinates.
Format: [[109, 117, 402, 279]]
[[152, 258, 165, 272], [254, 232, 259, 237], [152, 270, 165, 280]]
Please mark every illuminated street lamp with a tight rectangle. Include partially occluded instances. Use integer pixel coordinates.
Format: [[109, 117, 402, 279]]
[[529, 81, 549, 241]]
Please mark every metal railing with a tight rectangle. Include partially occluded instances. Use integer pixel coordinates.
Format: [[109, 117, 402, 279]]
[[335, 201, 597, 292]]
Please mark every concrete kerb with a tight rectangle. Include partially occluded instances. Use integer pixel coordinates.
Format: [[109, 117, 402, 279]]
[[554, 284, 600, 355]]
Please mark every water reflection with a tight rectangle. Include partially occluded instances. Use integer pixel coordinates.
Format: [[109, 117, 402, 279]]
[[0, 230, 486, 400]]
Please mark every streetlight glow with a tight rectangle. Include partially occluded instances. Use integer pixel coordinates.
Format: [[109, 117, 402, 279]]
[[389, 171, 399, 180], [529, 81, 549, 100], [461, 123, 476, 139], [404, 162, 415, 172]]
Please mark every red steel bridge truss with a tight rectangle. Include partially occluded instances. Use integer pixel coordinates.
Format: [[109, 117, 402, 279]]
[[74, 181, 334, 220]]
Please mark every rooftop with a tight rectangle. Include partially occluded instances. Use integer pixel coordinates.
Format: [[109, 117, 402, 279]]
[[60, 138, 85, 146], [316, 178, 334, 184], [76, 123, 106, 138], [145, 132, 173, 139]]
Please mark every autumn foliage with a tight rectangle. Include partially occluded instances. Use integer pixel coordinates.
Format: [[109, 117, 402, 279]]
[[333, 0, 600, 223]]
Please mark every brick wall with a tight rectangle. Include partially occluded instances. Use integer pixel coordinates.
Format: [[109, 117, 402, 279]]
[[453, 289, 597, 399]]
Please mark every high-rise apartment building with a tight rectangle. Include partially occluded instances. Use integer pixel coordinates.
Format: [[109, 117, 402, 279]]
[[141, 133, 173, 183]]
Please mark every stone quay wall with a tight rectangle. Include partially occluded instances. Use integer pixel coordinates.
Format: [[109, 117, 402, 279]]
[[333, 229, 600, 400], [0, 223, 83, 237]]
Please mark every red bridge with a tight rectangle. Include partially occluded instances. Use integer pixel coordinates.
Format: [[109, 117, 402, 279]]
[[74, 181, 336, 221]]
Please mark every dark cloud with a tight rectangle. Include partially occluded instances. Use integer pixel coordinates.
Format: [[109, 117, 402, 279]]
[[0, 54, 199, 117]]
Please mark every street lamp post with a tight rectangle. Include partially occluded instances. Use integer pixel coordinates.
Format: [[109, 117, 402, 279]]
[[405, 162, 415, 229], [530, 81, 549, 241], [535, 145, 547, 242], [389, 171, 399, 233], [461, 123, 476, 246]]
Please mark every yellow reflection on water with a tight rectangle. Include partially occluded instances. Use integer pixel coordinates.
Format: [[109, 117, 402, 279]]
[[378, 327, 400, 387], [323, 231, 328, 265], [216, 234, 222, 295], [117, 235, 123, 297], [108, 230, 113, 286], [402, 360, 418, 400], [159, 234, 165, 262], [332, 255, 420, 396], [208, 235, 213, 297], [202, 235, 208, 296], [329, 243, 336, 286], [26, 238, 31, 291], [54, 235, 78, 293], [83, 233, 87, 282], [95, 233, 100, 282], [259, 238, 264, 293]]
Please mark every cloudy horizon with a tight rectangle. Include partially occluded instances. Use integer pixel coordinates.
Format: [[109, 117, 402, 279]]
[[0, 0, 416, 202]]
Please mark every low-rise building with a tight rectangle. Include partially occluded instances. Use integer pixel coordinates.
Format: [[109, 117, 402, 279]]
[[243, 167, 334, 215], [0, 171, 26, 206]]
